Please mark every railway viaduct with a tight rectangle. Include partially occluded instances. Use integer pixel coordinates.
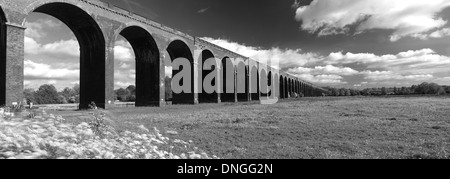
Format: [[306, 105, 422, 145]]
[[0, 0, 326, 109]]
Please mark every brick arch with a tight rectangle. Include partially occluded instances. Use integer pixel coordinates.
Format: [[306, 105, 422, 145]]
[[23, 2, 106, 109], [166, 39, 195, 104], [118, 25, 161, 106]]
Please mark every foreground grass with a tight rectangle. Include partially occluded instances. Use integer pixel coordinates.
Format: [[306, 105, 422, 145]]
[[50, 97, 449, 159], [0, 110, 218, 159]]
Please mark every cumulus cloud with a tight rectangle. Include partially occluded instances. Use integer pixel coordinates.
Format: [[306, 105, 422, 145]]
[[203, 37, 450, 86], [25, 19, 62, 39], [201, 37, 321, 69], [361, 71, 434, 81], [288, 65, 359, 76], [324, 48, 450, 74], [295, 74, 347, 84], [429, 28, 450, 38], [114, 40, 134, 62], [295, 0, 450, 41], [115, 81, 135, 88], [25, 36, 79, 59], [120, 63, 132, 69], [24, 60, 79, 80]]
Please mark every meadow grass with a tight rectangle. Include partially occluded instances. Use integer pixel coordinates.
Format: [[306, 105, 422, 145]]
[[53, 96, 450, 159]]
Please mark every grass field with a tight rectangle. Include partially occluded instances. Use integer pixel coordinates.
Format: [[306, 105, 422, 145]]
[[52, 96, 450, 159]]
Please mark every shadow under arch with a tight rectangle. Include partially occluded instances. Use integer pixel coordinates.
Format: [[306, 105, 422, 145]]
[[119, 26, 160, 106], [250, 66, 260, 101], [267, 71, 272, 97], [284, 77, 288, 98], [28, 2, 106, 109], [236, 61, 249, 102], [0, 7, 6, 106], [167, 40, 195, 104], [221, 57, 235, 102], [279, 75, 284, 99]]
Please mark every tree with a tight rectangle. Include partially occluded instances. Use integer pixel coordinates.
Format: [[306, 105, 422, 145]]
[[437, 87, 446, 95], [339, 88, 347, 96], [400, 87, 411, 95], [60, 87, 75, 100], [445, 86, 450, 93], [331, 88, 339, 96], [126, 85, 136, 97], [35, 84, 61, 104], [344, 89, 351, 96], [23, 88, 36, 104], [115, 88, 130, 101], [362, 88, 372, 96], [73, 84, 80, 95], [381, 87, 388, 95]]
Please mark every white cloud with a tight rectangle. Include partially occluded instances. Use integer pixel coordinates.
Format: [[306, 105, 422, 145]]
[[203, 37, 450, 87], [47, 80, 57, 85], [24, 60, 79, 80], [115, 69, 136, 81], [115, 81, 134, 88], [201, 37, 321, 69], [288, 65, 359, 76], [295, 0, 450, 41], [120, 63, 132, 69], [24, 80, 31, 87], [114, 45, 134, 62], [295, 74, 347, 84], [361, 71, 434, 81], [325, 48, 450, 74], [429, 28, 450, 38], [25, 19, 62, 39], [433, 76, 450, 85], [25, 36, 79, 58]]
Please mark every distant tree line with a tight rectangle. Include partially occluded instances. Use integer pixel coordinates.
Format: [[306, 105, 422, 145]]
[[24, 84, 80, 105], [114, 77, 173, 102], [114, 85, 136, 102], [325, 82, 449, 97], [25, 81, 448, 105]]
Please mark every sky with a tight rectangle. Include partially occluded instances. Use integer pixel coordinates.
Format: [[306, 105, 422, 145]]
[[23, 0, 450, 90]]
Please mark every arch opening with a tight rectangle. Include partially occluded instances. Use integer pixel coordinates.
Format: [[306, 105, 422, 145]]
[[236, 62, 248, 102], [284, 77, 288, 98], [22, 3, 105, 109], [279, 76, 284, 99], [167, 40, 195, 104], [267, 71, 272, 97], [250, 66, 259, 101], [199, 49, 219, 103], [221, 57, 235, 102], [0, 7, 6, 106], [116, 26, 160, 107]]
